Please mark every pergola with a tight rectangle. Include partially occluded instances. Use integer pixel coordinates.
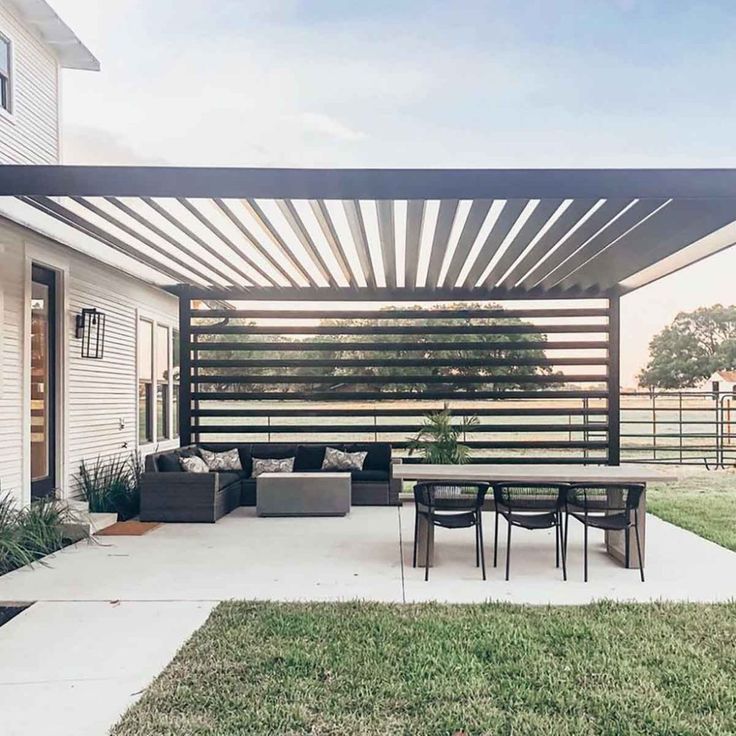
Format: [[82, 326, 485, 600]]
[[3, 166, 736, 465]]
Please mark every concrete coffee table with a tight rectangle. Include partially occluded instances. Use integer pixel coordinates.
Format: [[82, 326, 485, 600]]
[[256, 472, 351, 517]]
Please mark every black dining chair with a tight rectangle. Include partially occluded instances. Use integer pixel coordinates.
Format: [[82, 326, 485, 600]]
[[493, 482, 567, 581], [413, 482, 489, 581], [564, 483, 645, 582]]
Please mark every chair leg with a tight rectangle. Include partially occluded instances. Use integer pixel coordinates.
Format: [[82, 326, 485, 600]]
[[478, 514, 486, 581], [625, 525, 630, 569], [564, 510, 569, 558], [493, 510, 499, 567], [559, 512, 567, 581], [634, 510, 645, 583], [505, 518, 512, 582], [413, 509, 419, 568], [424, 515, 431, 582], [583, 520, 589, 583], [555, 513, 560, 568], [475, 519, 480, 567]]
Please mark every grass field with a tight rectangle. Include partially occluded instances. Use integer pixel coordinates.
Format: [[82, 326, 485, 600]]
[[113, 601, 736, 736], [648, 469, 736, 552]]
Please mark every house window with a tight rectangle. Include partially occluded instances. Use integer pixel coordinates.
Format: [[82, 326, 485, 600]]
[[0, 36, 11, 113], [138, 319, 153, 443], [138, 318, 178, 444], [156, 324, 170, 439], [172, 329, 180, 437]]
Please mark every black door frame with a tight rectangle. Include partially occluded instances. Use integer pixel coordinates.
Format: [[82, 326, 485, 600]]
[[30, 264, 57, 499]]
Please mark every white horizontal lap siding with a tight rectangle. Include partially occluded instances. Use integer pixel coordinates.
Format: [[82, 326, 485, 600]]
[[0, 4, 59, 164], [0, 230, 24, 505], [65, 266, 178, 495]]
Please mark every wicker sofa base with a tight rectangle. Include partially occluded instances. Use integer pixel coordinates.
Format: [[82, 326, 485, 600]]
[[140, 473, 241, 523]]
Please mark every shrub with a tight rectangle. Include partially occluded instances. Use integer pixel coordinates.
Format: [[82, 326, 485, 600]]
[[0, 491, 84, 576], [75, 452, 142, 521]]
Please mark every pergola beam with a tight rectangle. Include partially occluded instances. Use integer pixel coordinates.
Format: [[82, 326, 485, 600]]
[[7, 166, 736, 199]]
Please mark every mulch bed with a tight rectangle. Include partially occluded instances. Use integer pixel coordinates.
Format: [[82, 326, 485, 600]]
[[95, 520, 161, 536], [0, 604, 30, 628]]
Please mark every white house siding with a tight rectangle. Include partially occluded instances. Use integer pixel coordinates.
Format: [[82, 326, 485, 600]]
[[0, 216, 179, 506], [0, 1, 60, 163], [0, 232, 24, 501]]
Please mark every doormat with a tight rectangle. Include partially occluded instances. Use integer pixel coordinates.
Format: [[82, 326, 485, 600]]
[[95, 521, 161, 536]]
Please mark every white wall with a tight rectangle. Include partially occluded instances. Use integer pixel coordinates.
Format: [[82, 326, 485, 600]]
[[0, 216, 179, 506], [0, 1, 60, 163]]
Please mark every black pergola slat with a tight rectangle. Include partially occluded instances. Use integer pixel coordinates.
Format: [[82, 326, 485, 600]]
[[190, 306, 610, 319], [22, 196, 199, 286], [193, 422, 608, 434], [178, 197, 279, 286], [190, 323, 608, 335], [143, 197, 255, 285], [519, 199, 632, 288], [191, 339, 610, 351], [463, 198, 531, 287], [191, 356, 609, 368], [191, 373, 604, 385], [105, 196, 238, 287], [541, 198, 670, 289], [308, 199, 355, 287], [443, 199, 493, 287], [192, 389, 609, 401], [192, 406, 607, 417], [69, 196, 219, 286]]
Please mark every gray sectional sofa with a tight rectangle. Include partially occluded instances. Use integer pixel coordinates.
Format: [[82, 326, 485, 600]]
[[140, 442, 400, 522]]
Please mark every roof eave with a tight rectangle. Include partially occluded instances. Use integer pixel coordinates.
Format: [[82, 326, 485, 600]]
[[8, 0, 100, 71]]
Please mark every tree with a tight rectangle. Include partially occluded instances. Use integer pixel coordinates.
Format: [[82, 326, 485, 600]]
[[638, 304, 736, 389], [194, 302, 558, 394]]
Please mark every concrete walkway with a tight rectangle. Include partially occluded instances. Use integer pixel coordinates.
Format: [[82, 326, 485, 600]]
[[1, 506, 736, 734]]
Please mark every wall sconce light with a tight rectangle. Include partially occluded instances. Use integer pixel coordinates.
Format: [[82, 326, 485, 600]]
[[75, 308, 106, 359]]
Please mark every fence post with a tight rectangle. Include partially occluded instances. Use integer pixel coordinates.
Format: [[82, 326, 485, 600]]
[[607, 294, 621, 465]]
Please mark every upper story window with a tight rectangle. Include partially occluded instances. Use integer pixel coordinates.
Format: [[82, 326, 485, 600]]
[[0, 35, 11, 113]]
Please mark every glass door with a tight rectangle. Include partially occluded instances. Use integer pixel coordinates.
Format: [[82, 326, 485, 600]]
[[30, 265, 57, 499]]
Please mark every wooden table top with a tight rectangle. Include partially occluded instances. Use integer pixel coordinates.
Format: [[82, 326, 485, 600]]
[[392, 463, 677, 484]]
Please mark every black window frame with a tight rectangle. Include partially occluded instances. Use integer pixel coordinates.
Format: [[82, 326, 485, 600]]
[[0, 34, 12, 114]]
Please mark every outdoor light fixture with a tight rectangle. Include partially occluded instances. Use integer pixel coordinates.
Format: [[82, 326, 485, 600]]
[[75, 307, 106, 359]]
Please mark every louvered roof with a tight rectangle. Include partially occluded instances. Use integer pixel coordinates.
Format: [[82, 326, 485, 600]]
[[2, 166, 736, 298]]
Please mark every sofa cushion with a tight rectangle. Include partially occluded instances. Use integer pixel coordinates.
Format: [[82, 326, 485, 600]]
[[251, 444, 298, 460], [156, 451, 182, 473], [350, 469, 389, 483], [200, 447, 242, 471], [155, 446, 199, 472], [344, 443, 391, 472], [322, 446, 367, 471], [215, 472, 242, 489], [180, 456, 209, 473], [251, 457, 295, 478], [295, 444, 326, 471]]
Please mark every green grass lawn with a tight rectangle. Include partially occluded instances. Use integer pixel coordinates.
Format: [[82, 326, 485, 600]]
[[648, 470, 736, 552], [113, 601, 736, 736]]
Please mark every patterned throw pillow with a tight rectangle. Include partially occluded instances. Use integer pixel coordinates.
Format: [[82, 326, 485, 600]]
[[321, 447, 367, 472], [251, 457, 295, 478], [200, 448, 242, 472], [179, 455, 210, 473]]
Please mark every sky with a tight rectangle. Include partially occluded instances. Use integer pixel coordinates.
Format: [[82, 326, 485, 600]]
[[51, 0, 736, 385]]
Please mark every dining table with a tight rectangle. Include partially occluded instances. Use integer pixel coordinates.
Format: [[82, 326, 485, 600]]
[[392, 463, 678, 569]]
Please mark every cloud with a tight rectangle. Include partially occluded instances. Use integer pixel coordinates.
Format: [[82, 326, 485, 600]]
[[296, 112, 367, 142]]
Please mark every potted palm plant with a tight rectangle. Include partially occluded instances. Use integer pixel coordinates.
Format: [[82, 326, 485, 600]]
[[408, 407, 478, 495]]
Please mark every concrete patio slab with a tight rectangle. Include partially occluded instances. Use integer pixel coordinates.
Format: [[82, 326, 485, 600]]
[[0, 506, 734, 606], [0, 600, 213, 736]]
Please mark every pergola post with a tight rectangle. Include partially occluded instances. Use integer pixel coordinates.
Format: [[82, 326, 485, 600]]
[[178, 288, 192, 446], [607, 293, 621, 465]]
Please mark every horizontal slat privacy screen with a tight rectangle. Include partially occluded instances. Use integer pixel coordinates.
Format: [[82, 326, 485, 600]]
[[181, 298, 614, 464]]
